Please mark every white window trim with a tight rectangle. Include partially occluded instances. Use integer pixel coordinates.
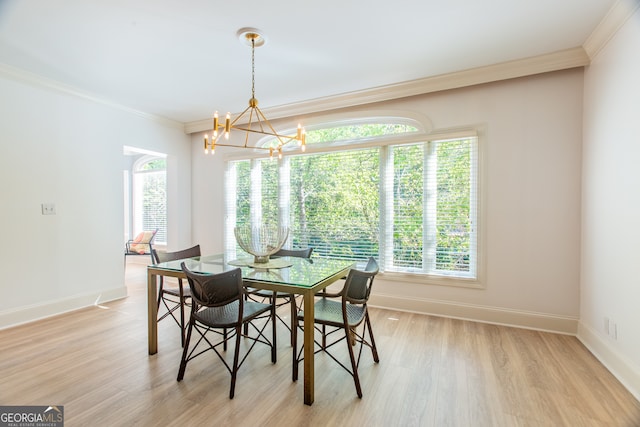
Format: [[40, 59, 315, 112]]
[[223, 121, 486, 289]]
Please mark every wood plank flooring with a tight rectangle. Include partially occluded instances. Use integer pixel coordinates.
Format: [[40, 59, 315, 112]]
[[1, 262, 638, 426]]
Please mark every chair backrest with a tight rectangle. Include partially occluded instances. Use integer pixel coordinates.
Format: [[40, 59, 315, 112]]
[[147, 229, 158, 243], [273, 247, 313, 259], [344, 257, 379, 303], [153, 244, 201, 264], [128, 229, 158, 254], [181, 263, 244, 308]]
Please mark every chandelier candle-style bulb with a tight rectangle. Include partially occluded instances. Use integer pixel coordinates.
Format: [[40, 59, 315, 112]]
[[224, 113, 231, 139], [204, 134, 208, 154], [301, 129, 306, 151], [213, 112, 219, 137]]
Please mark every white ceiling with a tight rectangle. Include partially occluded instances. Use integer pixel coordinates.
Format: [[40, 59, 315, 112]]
[[0, 0, 618, 124]]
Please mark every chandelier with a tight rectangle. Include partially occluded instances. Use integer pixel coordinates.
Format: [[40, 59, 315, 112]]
[[204, 28, 306, 158]]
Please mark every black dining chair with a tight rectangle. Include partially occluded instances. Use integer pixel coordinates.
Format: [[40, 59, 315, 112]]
[[292, 257, 380, 398], [152, 245, 201, 347], [245, 247, 313, 349], [178, 263, 276, 399]]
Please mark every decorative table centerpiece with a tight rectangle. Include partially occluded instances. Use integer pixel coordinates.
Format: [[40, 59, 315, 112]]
[[234, 224, 289, 265]]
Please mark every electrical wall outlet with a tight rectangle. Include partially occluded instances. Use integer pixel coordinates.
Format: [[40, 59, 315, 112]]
[[604, 317, 618, 340], [41, 203, 56, 215]]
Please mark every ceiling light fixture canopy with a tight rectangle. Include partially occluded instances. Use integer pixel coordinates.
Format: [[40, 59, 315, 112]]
[[204, 28, 306, 158]]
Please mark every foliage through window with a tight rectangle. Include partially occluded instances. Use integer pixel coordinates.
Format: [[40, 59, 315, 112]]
[[226, 121, 478, 279]]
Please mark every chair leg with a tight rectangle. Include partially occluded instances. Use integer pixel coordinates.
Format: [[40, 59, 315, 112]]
[[229, 324, 243, 399], [271, 294, 277, 363], [322, 324, 327, 349], [365, 312, 379, 363], [179, 297, 186, 347], [243, 293, 249, 336], [289, 296, 296, 347], [292, 312, 299, 382], [176, 279, 186, 347], [177, 318, 194, 381], [344, 326, 363, 398]]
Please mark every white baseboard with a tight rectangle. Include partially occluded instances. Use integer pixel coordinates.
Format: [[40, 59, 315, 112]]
[[577, 322, 640, 402], [368, 293, 579, 334], [0, 286, 128, 330]]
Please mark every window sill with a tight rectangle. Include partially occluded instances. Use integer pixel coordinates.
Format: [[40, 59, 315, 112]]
[[379, 271, 484, 289]]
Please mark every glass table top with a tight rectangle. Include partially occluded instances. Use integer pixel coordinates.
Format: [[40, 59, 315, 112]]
[[150, 253, 355, 289]]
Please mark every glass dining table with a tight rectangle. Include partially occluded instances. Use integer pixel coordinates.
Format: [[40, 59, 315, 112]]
[[146, 253, 354, 405]]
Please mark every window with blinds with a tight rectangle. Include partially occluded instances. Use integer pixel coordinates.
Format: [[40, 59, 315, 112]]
[[287, 148, 380, 259], [134, 157, 167, 245], [141, 171, 167, 243], [225, 123, 478, 280], [385, 138, 477, 277]]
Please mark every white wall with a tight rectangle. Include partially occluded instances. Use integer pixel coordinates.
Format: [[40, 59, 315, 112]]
[[191, 68, 584, 333], [0, 73, 192, 328], [580, 7, 640, 399], [191, 143, 226, 256]]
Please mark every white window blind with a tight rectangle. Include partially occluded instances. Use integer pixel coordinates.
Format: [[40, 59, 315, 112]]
[[225, 133, 478, 279], [385, 138, 477, 276], [133, 169, 167, 244], [288, 148, 379, 259]]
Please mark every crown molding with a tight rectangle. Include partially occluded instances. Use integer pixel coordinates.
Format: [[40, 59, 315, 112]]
[[0, 62, 185, 131], [0, 39, 600, 137], [583, 0, 640, 60], [185, 47, 589, 134]]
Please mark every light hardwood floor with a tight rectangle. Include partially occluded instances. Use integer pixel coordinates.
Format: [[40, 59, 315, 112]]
[[1, 262, 639, 426]]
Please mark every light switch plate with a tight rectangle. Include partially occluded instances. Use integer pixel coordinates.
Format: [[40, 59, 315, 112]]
[[41, 203, 56, 215]]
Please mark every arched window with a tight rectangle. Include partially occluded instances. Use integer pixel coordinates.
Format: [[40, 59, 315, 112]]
[[260, 120, 420, 149], [225, 118, 479, 284]]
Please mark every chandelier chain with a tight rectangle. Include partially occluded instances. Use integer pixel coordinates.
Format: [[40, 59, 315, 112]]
[[251, 37, 256, 100]]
